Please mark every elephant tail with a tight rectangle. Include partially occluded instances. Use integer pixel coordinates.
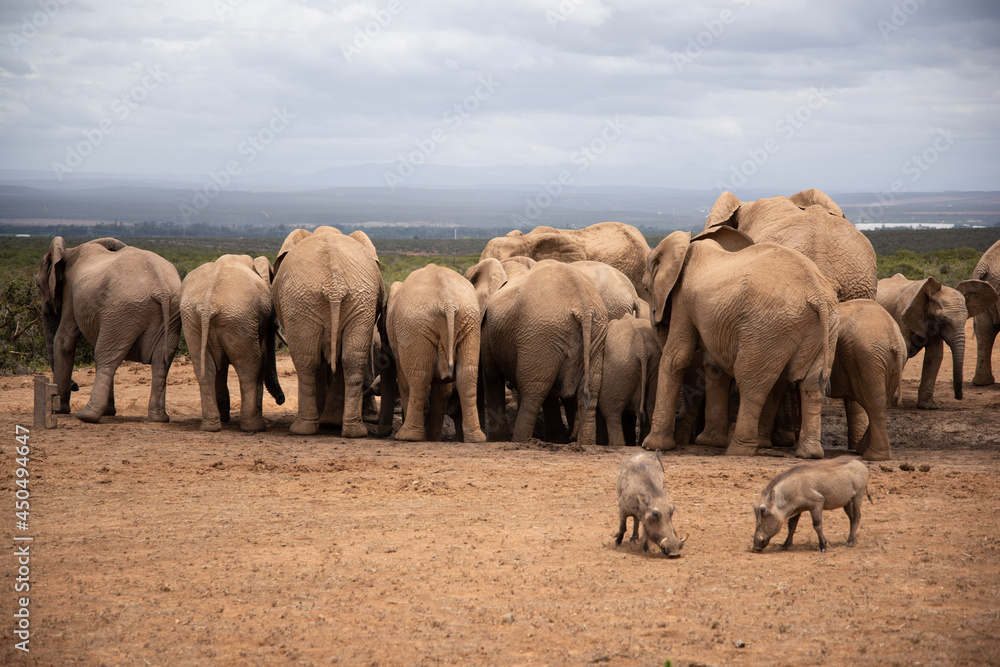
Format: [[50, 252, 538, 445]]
[[887, 343, 904, 408], [324, 277, 347, 375], [445, 301, 456, 380], [810, 292, 833, 403], [638, 347, 649, 425], [573, 307, 595, 410]]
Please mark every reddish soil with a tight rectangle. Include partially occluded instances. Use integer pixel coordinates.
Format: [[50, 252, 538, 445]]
[[1, 320, 998, 666]]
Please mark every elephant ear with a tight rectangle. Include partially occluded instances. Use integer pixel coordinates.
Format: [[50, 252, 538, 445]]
[[252, 256, 274, 283], [349, 230, 381, 267], [465, 258, 507, 316], [956, 279, 999, 318], [273, 229, 312, 279], [646, 231, 691, 325], [705, 191, 743, 229], [529, 234, 587, 262], [901, 277, 942, 334], [692, 226, 753, 252], [41, 236, 68, 310]]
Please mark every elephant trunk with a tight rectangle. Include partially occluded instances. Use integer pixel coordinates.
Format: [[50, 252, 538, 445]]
[[949, 329, 965, 400], [263, 318, 285, 405]]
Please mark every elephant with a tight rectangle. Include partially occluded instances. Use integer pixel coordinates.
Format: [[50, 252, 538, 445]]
[[828, 299, 907, 461], [271, 226, 384, 436], [598, 314, 661, 447], [379, 263, 485, 443], [641, 228, 839, 459], [480, 221, 651, 295], [705, 189, 876, 301], [35, 237, 181, 423], [972, 240, 1000, 386], [470, 259, 608, 445], [571, 260, 642, 320], [876, 273, 997, 409], [180, 255, 285, 432]]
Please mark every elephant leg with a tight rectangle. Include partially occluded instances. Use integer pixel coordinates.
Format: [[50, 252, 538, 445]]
[[857, 395, 891, 461], [236, 361, 266, 432], [917, 338, 943, 409], [726, 379, 769, 456], [289, 349, 321, 435], [695, 363, 730, 447], [600, 405, 624, 447], [195, 352, 223, 432], [481, 345, 510, 441], [643, 338, 694, 451], [972, 319, 998, 386], [78, 334, 131, 423], [339, 325, 371, 438], [563, 397, 578, 440], [396, 365, 431, 441], [426, 382, 452, 441], [793, 376, 825, 459], [844, 399, 868, 453], [512, 379, 551, 442], [52, 323, 81, 413], [455, 362, 485, 443], [147, 339, 176, 425]]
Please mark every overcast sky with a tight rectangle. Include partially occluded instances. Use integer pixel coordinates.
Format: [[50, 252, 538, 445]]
[[1, 0, 998, 192]]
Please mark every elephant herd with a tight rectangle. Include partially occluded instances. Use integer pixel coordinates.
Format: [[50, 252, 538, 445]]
[[35, 191, 1000, 463]]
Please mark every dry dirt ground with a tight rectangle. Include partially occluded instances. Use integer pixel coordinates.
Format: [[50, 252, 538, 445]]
[[1, 320, 998, 666]]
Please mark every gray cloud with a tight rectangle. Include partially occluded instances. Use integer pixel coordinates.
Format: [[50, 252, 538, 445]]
[[0, 0, 997, 192]]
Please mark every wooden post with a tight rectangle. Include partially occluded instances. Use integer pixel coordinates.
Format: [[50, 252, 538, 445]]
[[33, 375, 58, 429]]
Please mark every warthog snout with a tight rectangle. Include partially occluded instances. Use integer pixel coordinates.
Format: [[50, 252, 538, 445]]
[[660, 533, 688, 558]]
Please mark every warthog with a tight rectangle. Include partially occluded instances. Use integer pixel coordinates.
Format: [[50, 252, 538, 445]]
[[615, 451, 686, 557], [752, 457, 871, 553]]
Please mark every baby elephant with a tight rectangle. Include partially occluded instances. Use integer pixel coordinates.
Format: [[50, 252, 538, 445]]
[[615, 451, 686, 557], [752, 458, 871, 553]]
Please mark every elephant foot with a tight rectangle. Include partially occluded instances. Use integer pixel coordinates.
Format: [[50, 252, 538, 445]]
[[240, 417, 267, 432], [200, 420, 222, 432], [341, 421, 368, 438], [793, 439, 824, 459], [464, 428, 487, 443], [394, 423, 426, 441], [916, 400, 938, 410], [695, 431, 729, 448], [103, 405, 117, 417], [290, 417, 319, 435], [641, 433, 676, 451], [147, 410, 170, 423], [75, 406, 103, 424], [725, 441, 758, 456], [861, 447, 891, 462], [972, 372, 995, 387]]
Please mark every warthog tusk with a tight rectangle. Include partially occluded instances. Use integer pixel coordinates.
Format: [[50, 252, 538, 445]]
[[680, 533, 689, 545]]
